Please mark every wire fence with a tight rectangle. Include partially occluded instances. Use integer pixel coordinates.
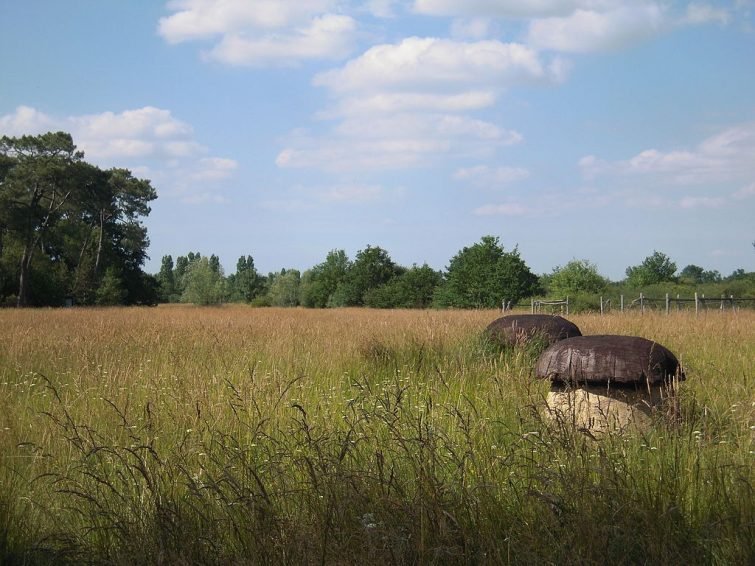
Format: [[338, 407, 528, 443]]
[[501, 293, 755, 315]]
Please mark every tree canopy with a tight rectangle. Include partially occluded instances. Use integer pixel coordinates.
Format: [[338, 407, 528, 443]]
[[625, 251, 677, 287], [434, 236, 539, 308], [0, 132, 157, 306], [548, 259, 609, 296]]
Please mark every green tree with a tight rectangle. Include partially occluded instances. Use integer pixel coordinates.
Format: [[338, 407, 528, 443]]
[[157, 255, 176, 302], [435, 236, 539, 308], [679, 264, 721, 284], [268, 269, 301, 306], [299, 249, 350, 308], [0, 132, 157, 306], [229, 255, 262, 303], [337, 245, 400, 306], [548, 259, 609, 296], [181, 257, 225, 305], [364, 263, 442, 308], [625, 251, 677, 287], [95, 267, 127, 305], [0, 132, 83, 306]]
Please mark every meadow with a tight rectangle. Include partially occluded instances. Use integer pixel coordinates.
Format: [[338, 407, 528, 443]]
[[0, 306, 753, 565]]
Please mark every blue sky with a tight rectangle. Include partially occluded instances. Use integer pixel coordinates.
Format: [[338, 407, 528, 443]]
[[1, 0, 753, 280]]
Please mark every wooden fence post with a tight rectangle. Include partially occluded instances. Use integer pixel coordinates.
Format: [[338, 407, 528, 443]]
[[600, 296, 604, 315], [531, 298, 534, 314], [620, 294, 624, 312], [566, 296, 569, 316], [640, 293, 645, 314], [695, 292, 699, 316], [665, 293, 670, 315]]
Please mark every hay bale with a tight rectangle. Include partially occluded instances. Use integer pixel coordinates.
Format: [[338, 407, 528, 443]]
[[535, 335, 684, 434], [485, 314, 582, 348]]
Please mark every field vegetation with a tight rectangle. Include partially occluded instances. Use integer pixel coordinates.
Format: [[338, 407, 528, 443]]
[[1, 306, 753, 564]]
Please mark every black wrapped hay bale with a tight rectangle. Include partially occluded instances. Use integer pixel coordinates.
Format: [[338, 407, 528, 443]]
[[535, 335, 684, 434], [485, 314, 582, 348]]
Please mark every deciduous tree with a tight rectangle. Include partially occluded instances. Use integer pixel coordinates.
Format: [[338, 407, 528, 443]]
[[435, 236, 539, 308]]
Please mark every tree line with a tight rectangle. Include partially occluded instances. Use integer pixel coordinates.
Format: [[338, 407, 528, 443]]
[[157, 244, 755, 310], [2, 132, 753, 309]]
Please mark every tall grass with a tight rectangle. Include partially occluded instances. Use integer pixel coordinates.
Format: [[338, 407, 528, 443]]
[[1, 306, 753, 564]]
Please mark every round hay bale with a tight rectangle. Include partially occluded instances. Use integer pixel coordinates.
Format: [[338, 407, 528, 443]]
[[535, 335, 684, 434], [485, 314, 582, 348]]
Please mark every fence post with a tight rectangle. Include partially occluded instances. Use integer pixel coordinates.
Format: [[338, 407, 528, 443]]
[[694, 292, 699, 316], [640, 293, 645, 314], [620, 294, 624, 313], [531, 298, 534, 314], [600, 296, 604, 315], [730, 295, 735, 312], [676, 294, 680, 312], [665, 293, 669, 315], [566, 296, 569, 316]]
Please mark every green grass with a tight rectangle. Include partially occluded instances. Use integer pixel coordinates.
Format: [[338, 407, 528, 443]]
[[0, 306, 753, 564]]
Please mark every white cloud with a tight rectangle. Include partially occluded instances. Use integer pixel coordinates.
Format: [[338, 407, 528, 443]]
[[278, 37, 558, 171], [316, 91, 496, 118], [0, 105, 56, 135], [191, 157, 239, 181], [314, 37, 553, 93], [413, 0, 610, 19], [159, 0, 356, 65], [159, 0, 338, 42], [527, 4, 666, 53], [683, 3, 730, 25], [277, 113, 520, 171], [206, 14, 357, 66], [580, 122, 755, 185], [70, 107, 204, 160], [0, 105, 236, 204], [0, 105, 202, 161], [454, 164, 530, 186]]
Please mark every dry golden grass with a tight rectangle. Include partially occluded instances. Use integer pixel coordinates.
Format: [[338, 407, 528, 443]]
[[0, 305, 753, 564]]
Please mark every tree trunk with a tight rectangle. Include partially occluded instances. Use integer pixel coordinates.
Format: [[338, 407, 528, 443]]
[[17, 244, 33, 307]]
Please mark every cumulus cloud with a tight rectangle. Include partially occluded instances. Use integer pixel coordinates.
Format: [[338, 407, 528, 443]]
[[205, 14, 357, 66], [580, 122, 755, 185], [0, 105, 57, 134], [413, 0, 606, 19], [314, 37, 553, 93], [526, 4, 666, 53], [277, 37, 562, 171], [159, 0, 357, 65], [0, 105, 236, 204]]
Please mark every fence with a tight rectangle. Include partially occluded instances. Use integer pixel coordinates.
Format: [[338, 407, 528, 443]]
[[502, 293, 755, 315]]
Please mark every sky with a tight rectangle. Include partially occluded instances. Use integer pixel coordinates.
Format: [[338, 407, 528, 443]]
[[1, 0, 754, 281]]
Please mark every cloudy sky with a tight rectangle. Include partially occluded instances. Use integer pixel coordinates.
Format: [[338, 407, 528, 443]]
[[1, 1, 753, 279]]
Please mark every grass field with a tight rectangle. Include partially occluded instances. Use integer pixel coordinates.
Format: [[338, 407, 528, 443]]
[[1, 306, 753, 564]]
